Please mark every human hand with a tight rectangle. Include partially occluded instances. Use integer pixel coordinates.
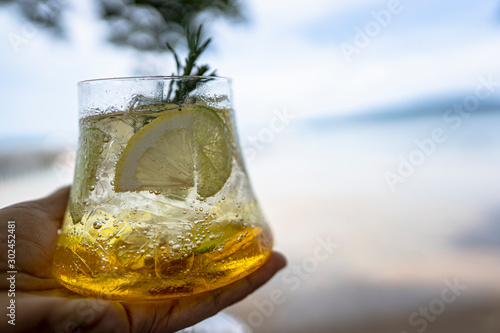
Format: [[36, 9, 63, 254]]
[[0, 187, 286, 332]]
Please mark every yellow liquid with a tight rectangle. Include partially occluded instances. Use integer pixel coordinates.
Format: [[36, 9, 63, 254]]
[[53, 219, 272, 300], [53, 105, 273, 300]]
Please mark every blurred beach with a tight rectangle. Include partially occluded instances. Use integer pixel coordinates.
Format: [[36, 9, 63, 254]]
[[1, 102, 500, 332], [229, 106, 500, 332]]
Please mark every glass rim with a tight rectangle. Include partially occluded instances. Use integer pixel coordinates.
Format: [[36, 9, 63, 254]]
[[78, 75, 231, 85]]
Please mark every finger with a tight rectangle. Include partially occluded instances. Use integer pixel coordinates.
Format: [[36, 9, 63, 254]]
[[33, 186, 71, 223], [180, 252, 287, 320], [5, 293, 129, 333], [123, 252, 286, 333], [1, 186, 70, 226], [0, 186, 70, 280]]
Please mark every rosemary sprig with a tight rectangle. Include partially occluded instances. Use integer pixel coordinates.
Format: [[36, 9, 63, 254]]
[[166, 25, 217, 105]]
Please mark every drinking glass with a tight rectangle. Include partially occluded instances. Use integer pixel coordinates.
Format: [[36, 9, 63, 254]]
[[53, 76, 273, 301]]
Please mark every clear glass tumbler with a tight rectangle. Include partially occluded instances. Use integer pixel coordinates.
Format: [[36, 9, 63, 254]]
[[53, 76, 273, 301]]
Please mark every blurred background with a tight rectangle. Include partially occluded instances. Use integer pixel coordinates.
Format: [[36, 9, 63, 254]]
[[1, 0, 500, 332]]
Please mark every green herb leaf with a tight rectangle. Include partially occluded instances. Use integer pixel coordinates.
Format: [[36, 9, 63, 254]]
[[166, 24, 217, 105]]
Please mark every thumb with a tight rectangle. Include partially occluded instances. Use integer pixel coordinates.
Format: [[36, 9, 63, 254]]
[[33, 186, 71, 224], [1, 186, 70, 224], [0, 186, 70, 280]]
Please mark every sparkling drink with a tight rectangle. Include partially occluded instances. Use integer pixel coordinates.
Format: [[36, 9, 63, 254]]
[[53, 77, 273, 300]]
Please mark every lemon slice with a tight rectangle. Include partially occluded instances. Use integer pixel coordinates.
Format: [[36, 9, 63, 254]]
[[69, 128, 108, 224], [114, 105, 232, 197]]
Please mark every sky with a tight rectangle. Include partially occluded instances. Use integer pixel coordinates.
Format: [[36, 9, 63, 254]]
[[1, 0, 500, 146]]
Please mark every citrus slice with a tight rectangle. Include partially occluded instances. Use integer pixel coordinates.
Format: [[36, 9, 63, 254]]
[[69, 128, 108, 224], [114, 105, 232, 197], [194, 107, 233, 197]]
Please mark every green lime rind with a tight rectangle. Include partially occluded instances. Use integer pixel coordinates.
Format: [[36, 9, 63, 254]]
[[193, 233, 231, 254], [194, 106, 232, 198], [69, 128, 108, 224], [193, 223, 240, 254]]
